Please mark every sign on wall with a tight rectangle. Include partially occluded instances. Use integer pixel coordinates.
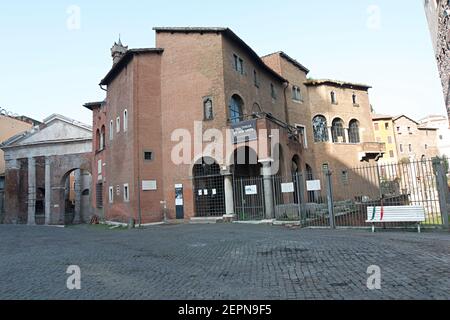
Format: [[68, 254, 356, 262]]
[[142, 180, 157, 191], [230, 119, 257, 144], [306, 180, 321, 191]]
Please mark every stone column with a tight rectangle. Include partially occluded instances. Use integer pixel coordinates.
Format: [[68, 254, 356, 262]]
[[44, 157, 51, 225], [344, 128, 349, 143], [260, 159, 274, 219], [27, 157, 36, 225], [73, 169, 82, 224], [327, 127, 333, 143], [223, 173, 234, 216], [4, 158, 20, 224]]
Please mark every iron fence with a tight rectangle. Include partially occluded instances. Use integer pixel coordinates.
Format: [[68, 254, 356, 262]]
[[0, 190, 4, 223], [189, 157, 449, 230]]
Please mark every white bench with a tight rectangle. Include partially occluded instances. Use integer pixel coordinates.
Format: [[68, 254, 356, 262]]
[[366, 206, 426, 233]]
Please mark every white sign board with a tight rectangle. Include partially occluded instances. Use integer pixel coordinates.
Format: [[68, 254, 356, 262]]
[[281, 182, 295, 193], [142, 180, 157, 191], [245, 185, 258, 195], [306, 180, 321, 191], [175, 199, 183, 206]]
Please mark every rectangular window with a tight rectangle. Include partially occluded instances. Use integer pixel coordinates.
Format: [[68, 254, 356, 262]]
[[387, 136, 393, 144], [109, 121, 114, 140], [425, 144, 428, 150], [271, 83, 277, 100], [385, 123, 389, 130], [409, 144, 412, 152], [374, 123, 379, 131], [292, 86, 302, 101], [123, 184, 130, 202], [296, 125, 308, 148], [389, 150, 394, 158], [322, 163, 329, 172], [108, 186, 114, 204], [233, 54, 244, 75], [144, 151, 153, 161], [253, 70, 259, 87], [400, 144, 403, 153]]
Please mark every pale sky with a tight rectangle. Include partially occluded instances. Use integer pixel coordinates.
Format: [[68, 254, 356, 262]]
[[0, 0, 446, 125]]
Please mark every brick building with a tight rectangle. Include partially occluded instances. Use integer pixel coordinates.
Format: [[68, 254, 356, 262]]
[[393, 115, 439, 161], [85, 27, 383, 224], [424, 0, 450, 125]]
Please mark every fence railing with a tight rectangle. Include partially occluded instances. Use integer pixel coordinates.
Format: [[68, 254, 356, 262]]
[[231, 157, 449, 229]]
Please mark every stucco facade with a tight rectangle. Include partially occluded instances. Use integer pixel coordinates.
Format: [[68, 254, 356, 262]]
[[372, 115, 399, 164]]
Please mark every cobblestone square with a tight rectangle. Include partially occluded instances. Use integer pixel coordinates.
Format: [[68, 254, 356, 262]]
[[0, 224, 449, 300]]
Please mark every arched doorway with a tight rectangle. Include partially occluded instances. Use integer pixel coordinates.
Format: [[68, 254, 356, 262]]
[[291, 155, 302, 204], [192, 157, 225, 217], [60, 168, 92, 224]]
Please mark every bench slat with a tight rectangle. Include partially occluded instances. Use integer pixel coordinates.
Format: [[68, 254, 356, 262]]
[[366, 206, 426, 223]]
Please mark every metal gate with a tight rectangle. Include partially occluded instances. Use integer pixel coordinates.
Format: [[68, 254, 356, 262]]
[[193, 174, 225, 217], [233, 176, 265, 221]]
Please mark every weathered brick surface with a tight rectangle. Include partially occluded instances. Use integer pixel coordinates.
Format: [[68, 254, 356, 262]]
[[0, 224, 448, 300]]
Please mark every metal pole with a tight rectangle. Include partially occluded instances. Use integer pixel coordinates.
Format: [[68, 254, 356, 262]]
[[433, 158, 449, 228], [326, 170, 335, 229]]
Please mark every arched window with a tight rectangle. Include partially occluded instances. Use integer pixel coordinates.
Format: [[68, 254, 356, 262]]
[[312, 115, 329, 142], [100, 125, 105, 149], [348, 119, 360, 143], [203, 98, 213, 121], [109, 120, 113, 140], [123, 110, 128, 132], [331, 118, 346, 143], [116, 117, 120, 133], [229, 95, 244, 124], [330, 91, 337, 104]]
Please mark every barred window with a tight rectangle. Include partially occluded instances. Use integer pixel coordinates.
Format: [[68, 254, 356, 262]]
[[331, 118, 346, 143]]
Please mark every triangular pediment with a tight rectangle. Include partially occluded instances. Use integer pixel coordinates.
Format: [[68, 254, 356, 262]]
[[2, 114, 92, 148]]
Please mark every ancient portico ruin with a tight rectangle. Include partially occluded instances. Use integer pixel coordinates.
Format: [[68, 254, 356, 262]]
[[0, 114, 93, 225]]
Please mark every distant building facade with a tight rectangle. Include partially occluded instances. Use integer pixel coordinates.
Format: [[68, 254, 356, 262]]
[[424, 0, 450, 125], [85, 27, 384, 224], [419, 114, 450, 157], [393, 115, 439, 161], [372, 114, 399, 163]]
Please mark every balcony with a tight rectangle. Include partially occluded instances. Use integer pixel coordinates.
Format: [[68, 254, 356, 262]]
[[359, 142, 386, 162]]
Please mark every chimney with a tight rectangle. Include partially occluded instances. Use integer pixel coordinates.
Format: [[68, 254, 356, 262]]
[[111, 36, 128, 65]]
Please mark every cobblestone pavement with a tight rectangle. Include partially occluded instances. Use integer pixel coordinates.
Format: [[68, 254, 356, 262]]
[[0, 223, 449, 300]]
